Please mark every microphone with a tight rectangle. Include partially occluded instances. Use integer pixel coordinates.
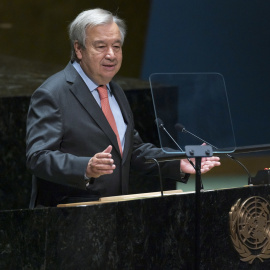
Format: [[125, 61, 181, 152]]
[[155, 118, 185, 153], [175, 123, 252, 179], [155, 118, 195, 171], [175, 123, 216, 149]]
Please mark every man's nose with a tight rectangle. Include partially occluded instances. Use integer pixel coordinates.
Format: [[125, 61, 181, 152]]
[[105, 47, 116, 58]]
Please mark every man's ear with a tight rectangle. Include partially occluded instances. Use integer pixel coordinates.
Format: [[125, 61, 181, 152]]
[[74, 41, 83, 60]]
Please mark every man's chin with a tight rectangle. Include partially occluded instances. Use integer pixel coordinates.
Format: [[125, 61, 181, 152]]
[[102, 71, 119, 83], [98, 75, 116, 85]]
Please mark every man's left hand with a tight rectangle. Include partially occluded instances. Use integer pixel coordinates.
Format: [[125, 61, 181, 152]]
[[181, 156, 221, 174]]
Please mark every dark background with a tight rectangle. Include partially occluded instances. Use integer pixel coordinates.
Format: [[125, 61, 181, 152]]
[[0, 0, 150, 78]]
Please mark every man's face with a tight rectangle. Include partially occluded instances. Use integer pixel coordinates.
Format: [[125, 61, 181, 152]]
[[74, 22, 123, 85]]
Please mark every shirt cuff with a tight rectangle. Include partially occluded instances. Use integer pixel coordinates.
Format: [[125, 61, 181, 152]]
[[84, 174, 95, 185]]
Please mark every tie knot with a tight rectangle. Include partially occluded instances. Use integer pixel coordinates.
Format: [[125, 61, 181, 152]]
[[97, 85, 108, 100]]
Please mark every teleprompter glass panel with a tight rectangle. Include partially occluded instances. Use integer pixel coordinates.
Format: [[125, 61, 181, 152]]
[[149, 73, 235, 154]]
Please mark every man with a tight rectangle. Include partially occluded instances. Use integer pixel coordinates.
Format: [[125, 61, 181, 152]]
[[26, 8, 220, 208]]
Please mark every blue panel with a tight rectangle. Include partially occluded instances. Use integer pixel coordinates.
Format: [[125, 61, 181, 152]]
[[141, 0, 270, 147]]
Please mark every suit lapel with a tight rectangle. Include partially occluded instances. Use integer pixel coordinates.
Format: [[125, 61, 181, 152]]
[[64, 63, 120, 154]]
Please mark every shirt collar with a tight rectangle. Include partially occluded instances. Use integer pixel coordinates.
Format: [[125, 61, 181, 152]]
[[72, 61, 111, 94]]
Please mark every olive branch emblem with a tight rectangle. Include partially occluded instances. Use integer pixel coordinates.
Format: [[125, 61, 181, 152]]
[[229, 197, 270, 264]]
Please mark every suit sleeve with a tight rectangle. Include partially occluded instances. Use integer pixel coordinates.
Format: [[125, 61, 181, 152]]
[[26, 87, 89, 190], [130, 129, 190, 183]]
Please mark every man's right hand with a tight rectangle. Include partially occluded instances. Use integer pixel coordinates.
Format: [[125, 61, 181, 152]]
[[85, 145, 116, 178]]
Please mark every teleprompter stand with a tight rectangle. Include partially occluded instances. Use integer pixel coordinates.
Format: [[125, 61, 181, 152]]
[[145, 144, 213, 269], [185, 145, 213, 270]]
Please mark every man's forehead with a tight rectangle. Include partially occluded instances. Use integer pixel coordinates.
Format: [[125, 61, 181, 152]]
[[93, 39, 122, 44]]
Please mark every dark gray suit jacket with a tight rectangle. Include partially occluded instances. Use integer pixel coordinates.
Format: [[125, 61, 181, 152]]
[[26, 62, 188, 208]]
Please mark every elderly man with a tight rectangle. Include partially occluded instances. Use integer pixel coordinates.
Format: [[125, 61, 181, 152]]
[[26, 8, 220, 208]]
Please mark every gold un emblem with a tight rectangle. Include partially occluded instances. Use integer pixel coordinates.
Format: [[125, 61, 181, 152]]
[[229, 196, 270, 264]]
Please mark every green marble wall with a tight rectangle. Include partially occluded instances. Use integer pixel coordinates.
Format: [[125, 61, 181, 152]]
[[1, 186, 270, 269]]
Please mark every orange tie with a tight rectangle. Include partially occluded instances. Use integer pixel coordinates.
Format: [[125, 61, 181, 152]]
[[97, 85, 123, 156]]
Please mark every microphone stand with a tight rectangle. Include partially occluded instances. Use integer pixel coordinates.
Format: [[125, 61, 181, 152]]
[[185, 145, 213, 270], [150, 158, 164, 197]]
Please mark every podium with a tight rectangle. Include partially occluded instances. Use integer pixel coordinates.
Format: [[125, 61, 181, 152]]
[[1, 185, 270, 269]]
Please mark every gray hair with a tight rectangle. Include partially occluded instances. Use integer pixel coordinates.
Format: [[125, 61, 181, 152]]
[[69, 8, 127, 62]]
